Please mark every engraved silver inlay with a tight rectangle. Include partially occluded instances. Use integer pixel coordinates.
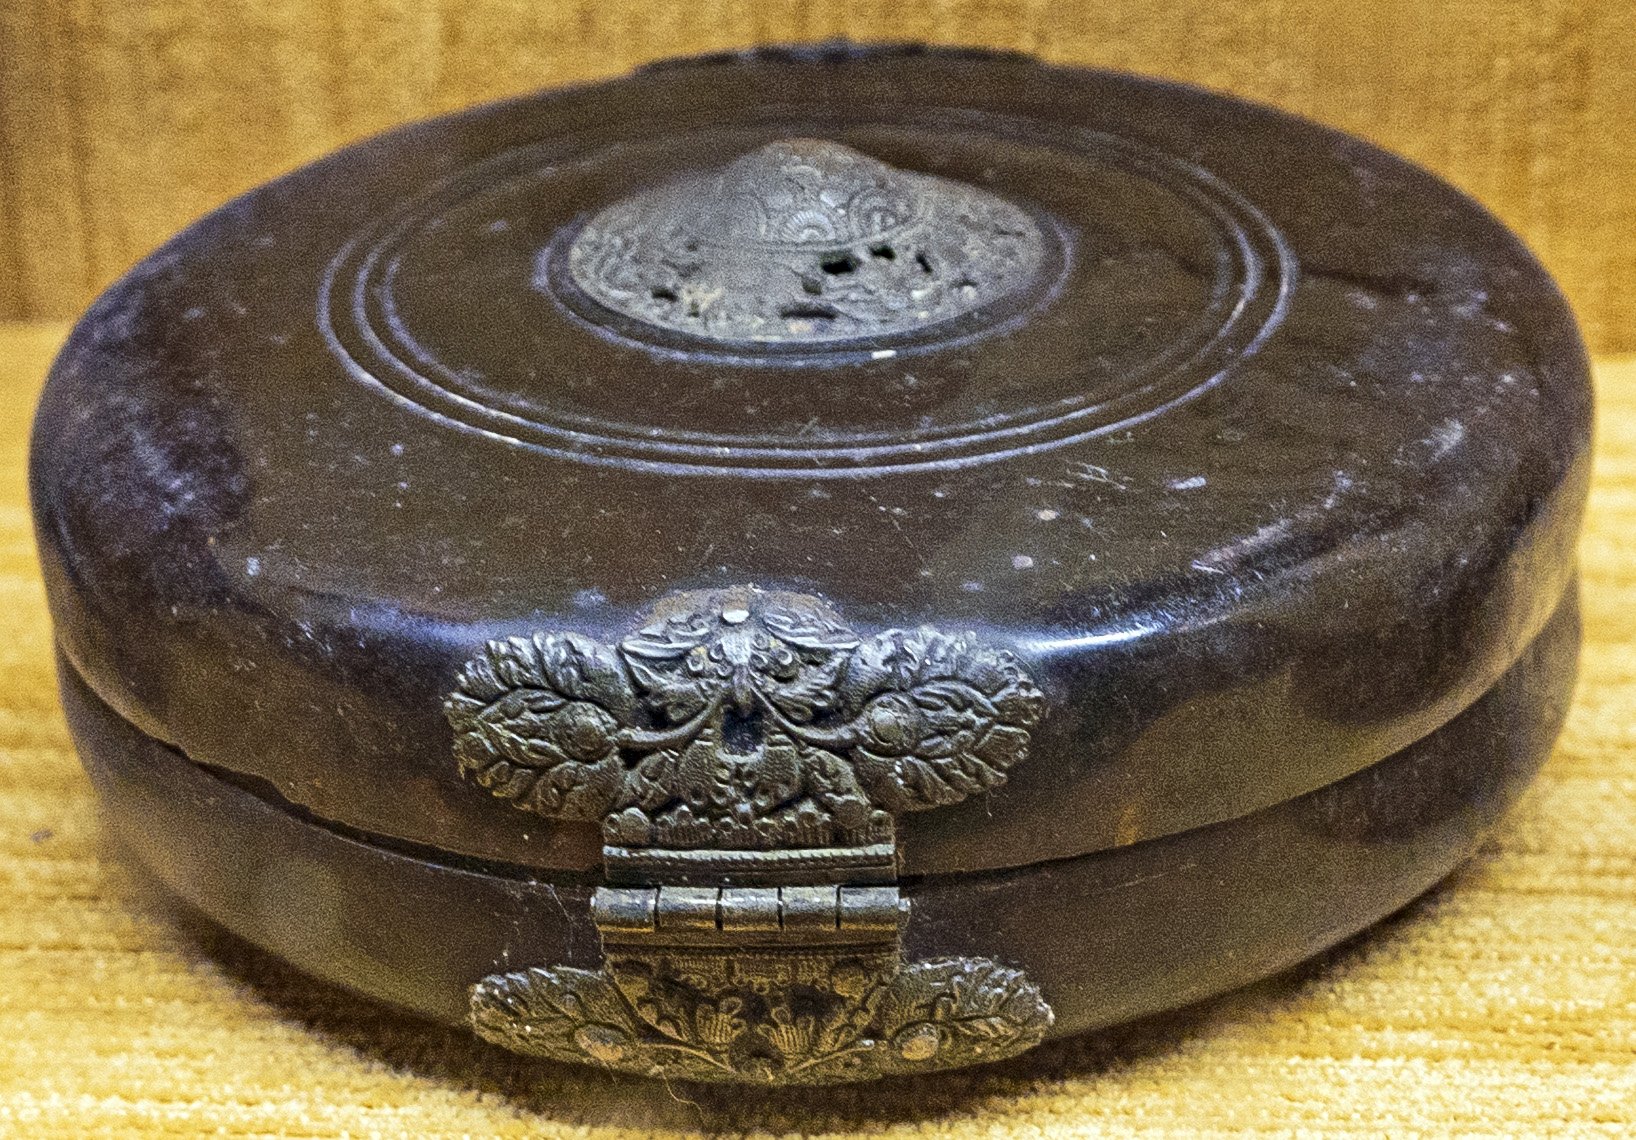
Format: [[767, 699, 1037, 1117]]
[[567, 138, 1048, 344]]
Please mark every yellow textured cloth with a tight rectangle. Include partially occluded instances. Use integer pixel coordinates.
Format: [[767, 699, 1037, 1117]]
[[0, 321, 1632, 1137]]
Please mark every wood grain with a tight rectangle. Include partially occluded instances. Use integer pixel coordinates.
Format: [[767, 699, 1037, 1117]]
[[0, 1, 1632, 351]]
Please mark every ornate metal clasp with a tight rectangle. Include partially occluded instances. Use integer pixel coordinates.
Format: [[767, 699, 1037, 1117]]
[[446, 586, 1052, 1083]]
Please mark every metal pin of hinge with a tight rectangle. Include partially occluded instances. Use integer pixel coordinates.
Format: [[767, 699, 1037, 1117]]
[[593, 883, 906, 945]]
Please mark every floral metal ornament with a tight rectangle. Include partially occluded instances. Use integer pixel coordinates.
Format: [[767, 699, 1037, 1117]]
[[445, 586, 1053, 1083], [444, 586, 1045, 840], [470, 950, 1050, 1084]]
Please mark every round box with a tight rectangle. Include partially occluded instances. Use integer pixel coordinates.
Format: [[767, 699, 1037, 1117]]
[[31, 44, 1590, 1085]]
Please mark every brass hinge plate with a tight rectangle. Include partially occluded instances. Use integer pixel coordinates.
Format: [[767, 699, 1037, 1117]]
[[450, 586, 1054, 1083]]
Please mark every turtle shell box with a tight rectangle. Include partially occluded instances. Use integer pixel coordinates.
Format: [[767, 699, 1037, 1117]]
[[29, 44, 1590, 1086]]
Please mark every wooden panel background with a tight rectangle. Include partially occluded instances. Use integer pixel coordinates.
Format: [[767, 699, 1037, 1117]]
[[0, 0, 1632, 351]]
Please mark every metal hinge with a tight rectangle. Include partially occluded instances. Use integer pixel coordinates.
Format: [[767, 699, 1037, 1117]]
[[449, 586, 1054, 1083], [594, 883, 906, 944]]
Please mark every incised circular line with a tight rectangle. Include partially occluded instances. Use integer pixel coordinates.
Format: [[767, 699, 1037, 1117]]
[[318, 109, 1295, 477]]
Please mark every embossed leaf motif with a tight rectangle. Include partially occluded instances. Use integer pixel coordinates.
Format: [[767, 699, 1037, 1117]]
[[620, 592, 860, 723], [443, 588, 1047, 842], [470, 966, 642, 1068], [842, 630, 1046, 812], [867, 957, 1053, 1075], [468, 953, 1051, 1084], [619, 607, 718, 723], [443, 633, 635, 821]]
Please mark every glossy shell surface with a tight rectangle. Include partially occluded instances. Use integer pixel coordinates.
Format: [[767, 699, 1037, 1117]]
[[32, 46, 1591, 880]]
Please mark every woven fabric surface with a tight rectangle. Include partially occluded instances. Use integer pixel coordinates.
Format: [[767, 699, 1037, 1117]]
[[0, 320, 1632, 1137]]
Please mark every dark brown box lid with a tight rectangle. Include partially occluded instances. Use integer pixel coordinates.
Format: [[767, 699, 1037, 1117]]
[[30, 45, 1590, 876]]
